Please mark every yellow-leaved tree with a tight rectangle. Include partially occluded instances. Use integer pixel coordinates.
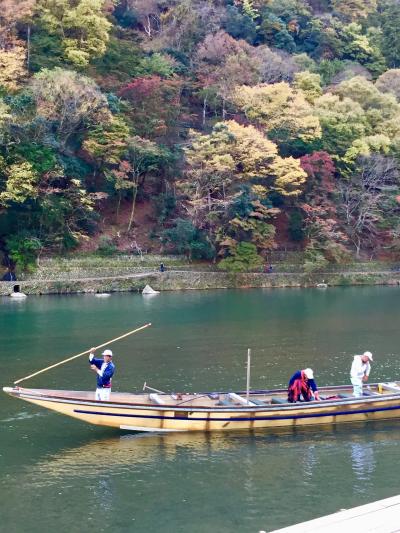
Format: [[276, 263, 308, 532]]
[[0, 0, 34, 90], [0, 45, 27, 91], [182, 120, 306, 237], [331, 0, 377, 22], [270, 156, 308, 197], [231, 82, 321, 146], [0, 161, 39, 206]]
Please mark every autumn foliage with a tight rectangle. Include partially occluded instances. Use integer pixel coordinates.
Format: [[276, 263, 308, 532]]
[[1, 0, 400, 269]]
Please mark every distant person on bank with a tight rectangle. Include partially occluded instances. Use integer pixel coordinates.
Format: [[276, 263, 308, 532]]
[[89, 348, 115, 401], [288, 368, 321, 403], [350, 351, 373, 397], [1, 270, 16, 281]]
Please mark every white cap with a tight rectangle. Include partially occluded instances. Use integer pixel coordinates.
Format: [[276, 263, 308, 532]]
[[363, 351, 373, 361], [304, 368, 314, 379], [102, 349, 113, 357]]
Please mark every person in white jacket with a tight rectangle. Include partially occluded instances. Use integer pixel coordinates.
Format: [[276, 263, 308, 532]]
[[350, 351, 373, 397]]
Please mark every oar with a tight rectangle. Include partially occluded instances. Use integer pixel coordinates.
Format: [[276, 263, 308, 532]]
[[13, 323, 152, 385]]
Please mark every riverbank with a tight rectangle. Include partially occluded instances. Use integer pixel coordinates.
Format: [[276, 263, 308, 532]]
[[1, 254, 400, 295]]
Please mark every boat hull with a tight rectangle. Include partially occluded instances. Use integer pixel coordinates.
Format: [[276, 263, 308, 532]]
[[4, 386, 400, 433]]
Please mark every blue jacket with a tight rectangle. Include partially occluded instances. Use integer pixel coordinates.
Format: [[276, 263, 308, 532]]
[[89, 356, 115, 388]]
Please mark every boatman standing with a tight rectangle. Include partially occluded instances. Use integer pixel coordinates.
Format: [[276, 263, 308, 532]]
[[350, 351, 373, 397], [89, 348, 115, 401]]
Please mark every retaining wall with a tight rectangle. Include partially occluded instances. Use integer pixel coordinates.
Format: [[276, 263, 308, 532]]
[[1, 270, 400, 296]]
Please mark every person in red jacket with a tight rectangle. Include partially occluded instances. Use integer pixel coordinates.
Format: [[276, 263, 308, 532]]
[[288, 368, 321, 403]]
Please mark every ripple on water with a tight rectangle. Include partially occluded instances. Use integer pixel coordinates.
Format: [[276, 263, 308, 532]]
[[1, 411, 48, 423]]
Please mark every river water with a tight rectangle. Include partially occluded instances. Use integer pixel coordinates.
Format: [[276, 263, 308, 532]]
[[1, 287, 400, 532]]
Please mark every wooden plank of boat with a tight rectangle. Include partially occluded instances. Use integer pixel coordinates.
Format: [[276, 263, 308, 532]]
[[3, 382, 400, 433]]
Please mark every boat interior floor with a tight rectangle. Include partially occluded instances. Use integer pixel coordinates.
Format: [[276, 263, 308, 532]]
[[16, 382, 400, 408]]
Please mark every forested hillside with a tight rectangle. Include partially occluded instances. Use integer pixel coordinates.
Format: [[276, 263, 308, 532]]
[[2, 0, 400, 271]]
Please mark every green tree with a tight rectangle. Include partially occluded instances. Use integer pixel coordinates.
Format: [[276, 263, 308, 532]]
[[334, 76, 400, 135], [31, 68, 110, 147], [218, 241, 264, 272], [381, 1, 400, 68], [37, 0, 112, 67], [36, 176, 95, 251], [161, 218, 214, 260], [29, 27, 65, 72], [83, 116, 130, 170], [288, 211, 304, 241], [0, 99, 11, 143], [82, 116, 130, 219], [109, 137, 169, 232], [293, 71, 322, 104], [5, 233, 42, 272], [314, 93, 367, 156]]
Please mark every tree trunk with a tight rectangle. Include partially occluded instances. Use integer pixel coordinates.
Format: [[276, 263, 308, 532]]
[[202, 95, 207, 128], [355, 236, 361, 258], [116, 192, 121, 224], [127, 181, 138, 233], [207, 189, 212, 238], [27, 25, 31, 71]]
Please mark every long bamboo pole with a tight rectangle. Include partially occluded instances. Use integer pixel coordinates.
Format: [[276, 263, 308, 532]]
[[246, 348, 251, 403], [13, 323, 152, 385]]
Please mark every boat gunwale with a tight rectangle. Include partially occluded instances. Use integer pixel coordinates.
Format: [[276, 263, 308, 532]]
[[4, 384, 400, 413]]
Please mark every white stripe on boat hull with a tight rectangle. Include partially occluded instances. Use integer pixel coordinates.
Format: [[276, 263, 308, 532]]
[[120, 425, 185, 432]]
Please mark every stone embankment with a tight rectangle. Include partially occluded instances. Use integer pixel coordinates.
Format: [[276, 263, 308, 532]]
[[1, 255, 400, 295]]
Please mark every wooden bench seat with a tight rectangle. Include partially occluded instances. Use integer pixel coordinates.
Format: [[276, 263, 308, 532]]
[[217, 398, 235, 407], [250, 398, 266, 406], [228, 392, 256, 406], [271, 397, 287, 404], [379, 383, 400, 393]]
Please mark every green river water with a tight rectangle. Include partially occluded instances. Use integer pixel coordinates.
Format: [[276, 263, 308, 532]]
[[1, 287, 400, 532]]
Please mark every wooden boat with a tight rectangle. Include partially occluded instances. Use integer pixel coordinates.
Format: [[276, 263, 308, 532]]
[[4, 381, 400, 433]]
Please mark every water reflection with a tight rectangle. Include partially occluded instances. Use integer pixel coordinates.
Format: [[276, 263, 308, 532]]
[[2, 422, 400, 533], [301, 443, 319, 481], [350, 442, 376, 494], [30, 431, 235, 485], [27, 422, 397, 487], [94, 478, 114, 512]]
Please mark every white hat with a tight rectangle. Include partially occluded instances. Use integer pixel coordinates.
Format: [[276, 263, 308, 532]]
[[304, 368, 314, 379], [363, 351, 373, 361], [102, 349, 113, 357]]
